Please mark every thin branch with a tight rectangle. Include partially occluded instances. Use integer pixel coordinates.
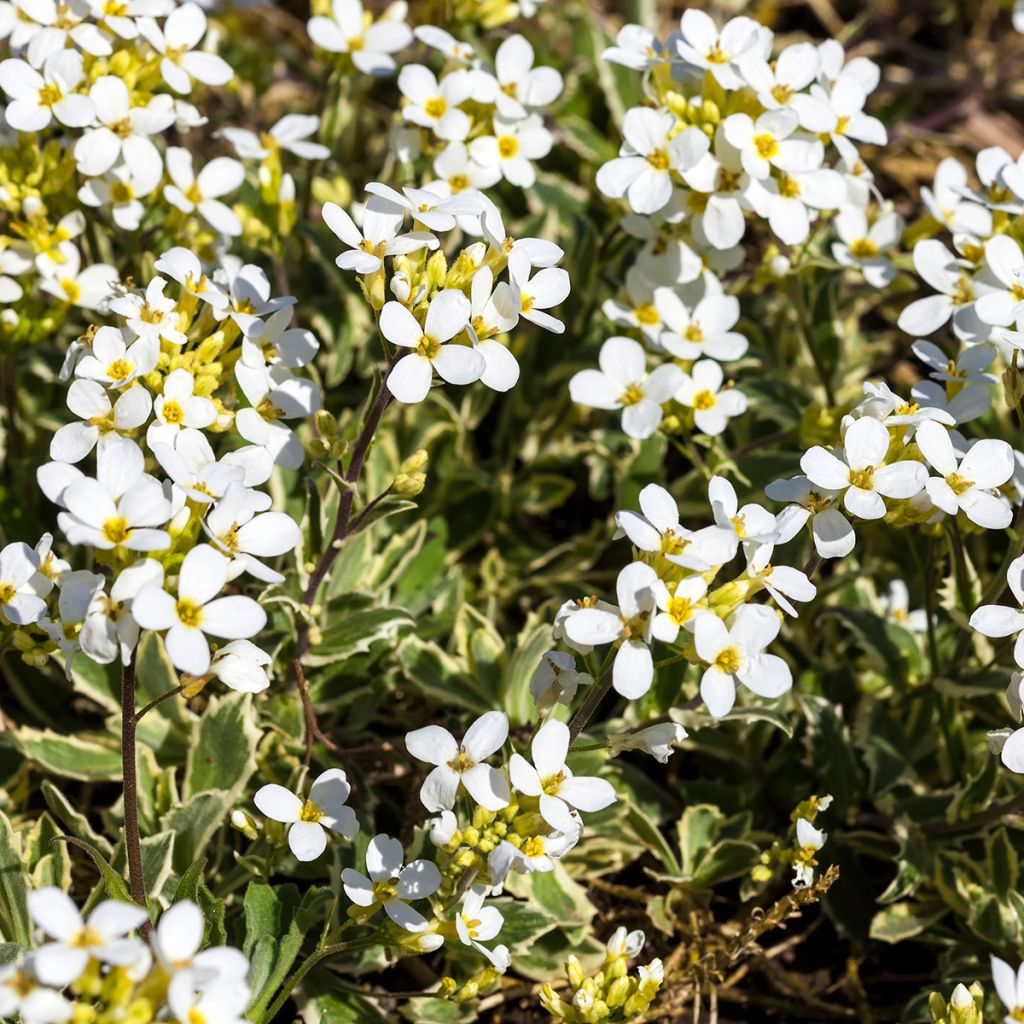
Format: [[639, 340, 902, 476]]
[[295, 659, 339, 768], [120, 650, 149, 935]]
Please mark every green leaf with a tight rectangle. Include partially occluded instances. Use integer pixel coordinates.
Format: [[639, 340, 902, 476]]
[[14, 728, 121, 781], [0, 812, 29, 945], [397, 635, 492, 713], [54, 836, 131, 904], [40, 780, 112, 856], [677, 804, 721, 876], [989, 828, 1018, 903], [689, 840, 760, 889], [161, 792, 234, 873], [184, 691, 260, 803], [626, 804, 681, 877], [305, 598, 414, 668], [869, 901, 947, 943]]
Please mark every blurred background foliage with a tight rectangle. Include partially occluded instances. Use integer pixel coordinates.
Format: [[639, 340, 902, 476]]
[[4, 0, 1024, 1020]]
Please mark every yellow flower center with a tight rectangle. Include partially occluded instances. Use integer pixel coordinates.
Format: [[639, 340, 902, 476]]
[[753, 134, 779, 160], [684, 323, 704, 342], [106, 359, 133, 381], [713, 646, 741, 674], [705, 43, 728, 64], [522, 835, 545, 857], [447, 749, 476, 774], [0, 582, 16, 605], [448, 173, 470, 191], [618, 382, 644, 406], [849, 238, 878, 259], [70, 926, 104, 948], [161, 399, 185, 425], [719, 169, 742, 193], [540, 771, 566, 796], [835, 115, 850, 135], [103, 0, 129, 14], [184, 182, 204, 205], [666, 596, 694, 625], [848, 467, 874, 489], [61, 278, 81, 303], [110, 181, 134, 204], [38, 83, 63, 107], [424, 96, 448, 120], [946, 472, 974, 495], [497, 135, 520, 159], [372, 878, 398, 903], [176, 598, 204, 628], [692, 389, 716, 410], [102, 517, 131, 545], [778, 175, 801, 199], [416, 335, 442, 360], [299, 799, 324, 823], [646, 148, 670, 172], [634, 303, 659, 326], [771, 83, 794, 104], [460, 914, 482, 938], [660, 529, 687, 556], [188, 1009, 206, 1024], [731, 513, 746, 538]]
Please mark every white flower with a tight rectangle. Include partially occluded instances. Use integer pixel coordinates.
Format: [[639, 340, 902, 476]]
[[219, 114, 329, 161], [254, 769, 359, 861], [810, 70, 887, 162], [57, 438, 171, 553], [757, 167, 847, 245], [737, 43, 833, 130], [493, 34, 562, 118], [28, 889, 147, 987], [530, 651, 592, 712], [470, 114, 553, 189], [166, 971, 250, 1024], [414, 25, 475, 65], [832, 206, 903, 288], [0, 247, 29, 303], [970, 555, 1024, 668], [744, 543, 816, 617], [793, 818, 826, 887], [456, 886, 509, 972], [913, 341, 995, 388], [657, 292, 748, 362], [569, 336, 684, 440], [341, 834, 441, 932], [405, 710, 510, 812], [78, 162, 163, 232], [602, 24, 666, 70], [50, 380, 151, 464], [509, 719, 616, 830], [880, 580, 928, 633], [234, 363, 320, 469], [308, 0, 411, 75], [976, 234, 1024, 327], [650, 576, 707, 642], [79, 559, 163, 666], [675, 10, 763, 90], [146, 369, 216, 448], [0, 50, 93, 131], [508, 249, 569, 333], [203, 481, 300, 584], [240, 307, 319, 370], [602, 267, 666, 343], [208, 639, 272, 694], [466, 266, 520, 392], [596, 108, 709, 215], [897, 239, 985, 340], [0, 958, 71, 1024], [74, 77, 172, 179], [155, 247, 228, 310], [109, 279, 185, 346], [0, 542, 48, 625], [992, 956, 1024, 1022], [695, 605, 792, 717], [766, 475, 854, 559], [152, 901, 249, 982], [323, 196, 435, 275], [137, 3, 233, 94], [706, 475, 778, 559], [382, 290, 481, 404], [722, 110, 822, 181], [398, 65, 477, 141], [563, 561, 659, 699], [132, 544, 267, 675], [430, 140, 501, 195], [164, 148, 245, 236], [800, 416, 926, 520], [364, 182, 484, 233], [608, 723, 687, 764], [675, 360, 747, 436], [38, 247, 117, 312], [921, 157, 992, 238], [916, 420, 1014, 529]]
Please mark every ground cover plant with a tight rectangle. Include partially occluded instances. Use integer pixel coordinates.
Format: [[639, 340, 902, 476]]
[[3, 0, 1024, 1020]]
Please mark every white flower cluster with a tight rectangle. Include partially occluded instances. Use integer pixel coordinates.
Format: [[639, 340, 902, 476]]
[[249, 710, 614, 972], [571, 10, 898, 442], [0, 251, 316, 683], [0, 889, 250, 1024], [0, 0, 325, 334]]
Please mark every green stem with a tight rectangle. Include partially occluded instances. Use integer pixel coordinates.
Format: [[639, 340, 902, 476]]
[[790, 276, 835, 407]]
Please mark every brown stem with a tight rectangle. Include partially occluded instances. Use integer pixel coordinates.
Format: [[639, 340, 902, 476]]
[[134, 684, 184, 723], [295, 659, 339, 767], [567, 670, 614, 745], [120, 650, 149, 932], [295, 365, 396, 665]]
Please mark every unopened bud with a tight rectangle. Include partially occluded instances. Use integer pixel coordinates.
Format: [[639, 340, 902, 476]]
[[231, 809, 259, 840]]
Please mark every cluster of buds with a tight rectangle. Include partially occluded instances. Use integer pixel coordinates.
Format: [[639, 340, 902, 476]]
[[540, 929, 663, 1023]]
